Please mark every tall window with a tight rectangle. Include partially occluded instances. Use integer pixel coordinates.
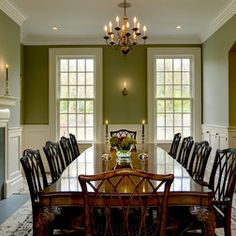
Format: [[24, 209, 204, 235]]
[[155, 57, 192, 140], [147, 48, 201, 143], [49, 48, 102, 143]]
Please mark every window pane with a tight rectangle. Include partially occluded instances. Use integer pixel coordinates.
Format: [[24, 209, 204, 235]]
[[60, 101, 68, 113], [69, 59, 76, 71], [78, 59, 85, 71], [173, 85, 181, 97], [86, 73, 94, 85], [166, 100, 173, 113], [77, 127, 85, 140], [77, 101, 85, 113], [156, 59, 164, 71], [174, 114, 182, 126], [156, 86, 164, 98], [60, 114, 67, 126], [165, 86, 173, 97], [166, 114, 173, 126], [86, 86, 94, 98], [182, 85, 190, 97], [78, 86, 85, 98], [78, 73, 85, 85], [183, 114, 191, 126], [60, 86, 68, 98], [165, 59, 172, 71], [69, 101, 76, 113], [61, 73, 68, 85], [157, 100, 164, 112], [86, 128, 93, 140], [156, 72, 164, 84], [157, 127, 165, 140], [174, 100, 182, 112], [174, 59, 181, 71], [69, 86, 77, 98], [69, 114, 76, 126], [157, 114, 165, 126], [69, 73, 76, 85], [60, 59, 68, 71], [165, 72, 172, 84], [78, 114, 85, 126], [173, 72, 181, 84], [182, 59, 190, 71], [86, 114, 94, 126], [86, 101, 94, 113], [86, 59, 94, 71], [183, 100, 191, 112]]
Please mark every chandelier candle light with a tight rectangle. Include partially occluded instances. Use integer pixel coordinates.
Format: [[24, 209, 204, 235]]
[[104, 0, 148, 55]]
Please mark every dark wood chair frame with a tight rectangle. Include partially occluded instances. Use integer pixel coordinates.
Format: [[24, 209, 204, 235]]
[[60, 136, 75, 166], [208, 148, 236, 236], [176, 136, 194, 168], [69, 133, 80, 159], [110, 129, 137, 140], [168, 132, 181, 159], [43, 141, 66, 183], [187, 141, 212, 182], [20, 149, 56, 235], [79, 168, 174, 236]]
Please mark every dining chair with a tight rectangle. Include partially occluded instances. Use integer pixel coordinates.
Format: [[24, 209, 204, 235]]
[[176, 136, 194, 168], [110, 129, 137, 140], [21, 149, 82, 236], [207, 148, 236, 236], [69, 133, 80, 159], [168, 132, 181, 159], [187, 141, 212, 182], [60, 136, 75, 166], [79, 168, 174, 236], [43, 141, 66, 183], [182, 148, 236, 236]]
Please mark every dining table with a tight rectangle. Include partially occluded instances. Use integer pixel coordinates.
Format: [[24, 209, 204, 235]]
[[36, 143, 215, 236]]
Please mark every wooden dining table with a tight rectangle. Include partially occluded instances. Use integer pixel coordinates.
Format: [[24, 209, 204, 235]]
[[37, 143, 215, 236]]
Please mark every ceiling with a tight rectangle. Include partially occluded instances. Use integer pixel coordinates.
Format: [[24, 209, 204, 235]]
[[1, 0, 236, 45]]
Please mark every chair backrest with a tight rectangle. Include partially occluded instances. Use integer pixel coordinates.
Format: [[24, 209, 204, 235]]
[[43, 141, 66, 183], [60, 136, 74, 166], [187, 141, 212, 181], [110, 129, 137, 140], [208, 148, 236, 209], [69, 133, 80, 158], [79, 168, 174, 236], [20, 149, 48, 208], [168, 132, 181, 158], [176, 136, 194, 168]]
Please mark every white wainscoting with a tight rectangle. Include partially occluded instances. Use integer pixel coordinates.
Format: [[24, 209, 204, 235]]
[[202, 124, 229, 182], [22, 125, 51, 172], [5, 127, 23, 197]]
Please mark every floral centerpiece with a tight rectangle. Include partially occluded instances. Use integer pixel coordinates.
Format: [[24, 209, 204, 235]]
[[109, 136, 136, 151]]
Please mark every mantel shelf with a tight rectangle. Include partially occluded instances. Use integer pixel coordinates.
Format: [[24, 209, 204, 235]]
[[0, 95, 18, 107]]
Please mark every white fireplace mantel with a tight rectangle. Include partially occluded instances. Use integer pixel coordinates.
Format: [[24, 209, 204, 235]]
[[0, 95, 18, 107]]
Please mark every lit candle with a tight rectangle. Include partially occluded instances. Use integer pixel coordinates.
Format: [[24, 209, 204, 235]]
[[109, 21, 112, 32], [116, 16, 119, 27], [105, 120, 108, 137], [142, 120, 145, 137], [6, 64, 9, 82], [104, 25, 108, 36], [123, 82, 126, 89], [133, 16, 137, 28], [143, 25, 147, 36]]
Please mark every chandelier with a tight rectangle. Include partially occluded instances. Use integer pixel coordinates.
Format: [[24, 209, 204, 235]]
[[103, 0, 148, 56]]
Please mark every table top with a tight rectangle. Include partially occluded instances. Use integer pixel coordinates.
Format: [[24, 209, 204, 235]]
[[40, 143, 212, 204]]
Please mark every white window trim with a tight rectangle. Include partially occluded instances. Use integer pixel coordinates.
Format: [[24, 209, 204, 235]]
[[147, 47, 201, 143], [49, 48, 103, 143]]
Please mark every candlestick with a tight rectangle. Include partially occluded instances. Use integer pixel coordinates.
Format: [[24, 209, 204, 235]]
[[105, 120, 109, 137], [4, 64, 10, 96], [142, 120, 145, 137]]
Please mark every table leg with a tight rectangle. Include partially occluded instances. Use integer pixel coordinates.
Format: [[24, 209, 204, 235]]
[[34, 208, 55, 236]]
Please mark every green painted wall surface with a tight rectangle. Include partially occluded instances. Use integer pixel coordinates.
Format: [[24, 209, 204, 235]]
[[23, 44, 201, 125], [229, 42, 236, 126], [0, 10, 21, 127], [103, 46, 147, 124], [202, 14, 236, 127], [23, 45, 148, 124], [23, 46, 49, 124]]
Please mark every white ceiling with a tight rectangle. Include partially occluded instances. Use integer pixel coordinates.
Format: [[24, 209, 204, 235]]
[[1, 0, 236, 45]]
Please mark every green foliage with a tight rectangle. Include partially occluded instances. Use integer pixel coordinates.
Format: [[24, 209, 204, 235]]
[[109, 136, 136, 150]]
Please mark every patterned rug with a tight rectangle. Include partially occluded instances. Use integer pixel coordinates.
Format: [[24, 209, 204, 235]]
[[0, 200, 32, 236]]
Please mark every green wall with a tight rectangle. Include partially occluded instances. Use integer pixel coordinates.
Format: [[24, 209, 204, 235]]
[[0, 10, 21, 127], [23, 44, 200, 125], [202, 14, 236, 127]]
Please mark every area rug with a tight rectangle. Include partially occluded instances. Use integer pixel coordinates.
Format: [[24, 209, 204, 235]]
[[0, 200, 32, 236]]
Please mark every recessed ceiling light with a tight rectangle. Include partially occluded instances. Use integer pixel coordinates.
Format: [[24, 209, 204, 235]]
[[52, 26, 59, 31], [176, 25, 181, 30]]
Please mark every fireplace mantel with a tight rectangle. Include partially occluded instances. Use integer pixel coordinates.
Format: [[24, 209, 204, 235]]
[[0, 96, 18, 107]]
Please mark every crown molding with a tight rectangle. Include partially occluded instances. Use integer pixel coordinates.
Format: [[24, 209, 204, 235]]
[[0, 0, 25, 26], [201, 0, 236, 42]]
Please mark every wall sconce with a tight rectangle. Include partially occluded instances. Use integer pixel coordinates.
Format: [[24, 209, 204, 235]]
[[122, 82, 128, 96]]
